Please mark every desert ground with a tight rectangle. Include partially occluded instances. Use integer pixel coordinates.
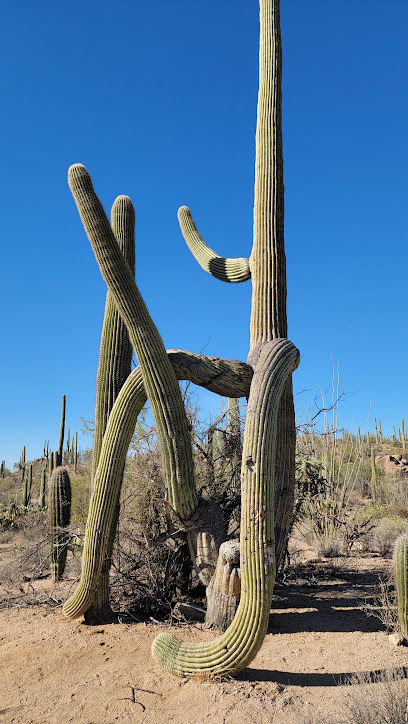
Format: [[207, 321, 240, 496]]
[[1, 546, 407, 724]]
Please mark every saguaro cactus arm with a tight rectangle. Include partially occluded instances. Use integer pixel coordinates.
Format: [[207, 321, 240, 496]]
[[63, 350, 253, 620], [92, 195, 135, 480], [68, 164, 197, 521], [178, 206, 251, 283], [152, 339, 299, 677], [87, 194, 135, 622]]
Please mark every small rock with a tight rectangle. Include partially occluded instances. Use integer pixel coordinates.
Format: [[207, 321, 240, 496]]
[[388, 633, 404, 646]]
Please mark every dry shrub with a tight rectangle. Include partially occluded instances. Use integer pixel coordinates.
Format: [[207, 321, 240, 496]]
[[109, 525, 192, 619], [343, 669, 408, 724], [363, 576, 399, 635], [300, 668, 408, 723]]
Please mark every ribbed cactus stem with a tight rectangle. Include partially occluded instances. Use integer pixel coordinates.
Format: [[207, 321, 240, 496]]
[[20, 446, 26, 486], [48, 451, 54, 478], [177, 206, 251, 283], [63, 351, 253, 620], [394, 534, 408, 640], [370, 447, 377, 501], [68, 164, 197, 521], [152, 339, 299, 677], [87, 195, 135, 621], [92, 195, 135, 481], [57, 395, 66, 467], [39, 468, 46, 509], [249, 0, 295, 571], [250, 0, 286, 346], [23, 463, 32, 507], [49, 467, 72, 582]]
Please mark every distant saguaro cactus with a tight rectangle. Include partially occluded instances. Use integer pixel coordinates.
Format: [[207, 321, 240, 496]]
[[39, 468, 46, 509], [49, 466, 71, 582], [23, 463, 32, 508], [56, 395, 66, 467]]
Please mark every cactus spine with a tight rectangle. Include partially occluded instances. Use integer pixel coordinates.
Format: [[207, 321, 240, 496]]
[[49, 467, 71, 582], [394, 534, 408, 640]]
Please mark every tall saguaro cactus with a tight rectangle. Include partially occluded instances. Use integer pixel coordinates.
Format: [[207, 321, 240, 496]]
[[85, 195, 135, 622], [63, 0, 299, 678], [49, 466, 72, 582]]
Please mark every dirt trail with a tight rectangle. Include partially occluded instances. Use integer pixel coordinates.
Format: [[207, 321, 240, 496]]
[[1, 556, 407, 724]]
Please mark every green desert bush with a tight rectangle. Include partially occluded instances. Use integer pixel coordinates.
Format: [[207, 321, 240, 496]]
[[367, 516, 408, 556]]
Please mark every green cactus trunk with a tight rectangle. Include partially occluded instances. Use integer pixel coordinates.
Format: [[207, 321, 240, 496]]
[[39, 468, 46, 509], [23, 464, 33, 507], [247, 0, 296, 572], [86, 195, 135, 623], [152, 341, 299, 676], [49, 466, 71, 582], [370, 447, 377, 501], [394, 534, 408, 640], [56, 395, 66, 467]]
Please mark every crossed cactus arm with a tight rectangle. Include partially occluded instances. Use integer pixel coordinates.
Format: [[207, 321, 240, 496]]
[[69, 164, 198, 521], [63, 350, 253, 620], [152, 339, 299, 677]]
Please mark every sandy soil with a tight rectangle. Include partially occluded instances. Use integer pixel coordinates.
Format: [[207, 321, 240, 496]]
[[1, 554, 408, 724]]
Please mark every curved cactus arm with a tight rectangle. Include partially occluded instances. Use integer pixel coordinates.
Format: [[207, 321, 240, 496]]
[[178, 206, 250, 283], [168, 350, 252, 398], [63, 351, 254, 620], [63, 367, 147, 619], [152, 339, 300, 677], [68, 163, 197, 521]]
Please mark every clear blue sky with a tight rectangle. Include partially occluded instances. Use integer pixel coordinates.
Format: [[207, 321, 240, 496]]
[[1, 1, 407, 469]]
